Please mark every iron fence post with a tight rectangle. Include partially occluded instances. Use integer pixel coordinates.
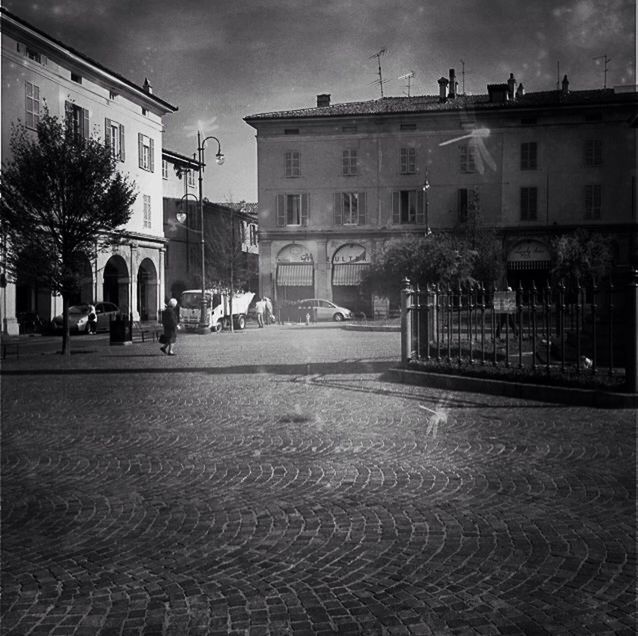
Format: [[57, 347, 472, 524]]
[[401, 277, 412, 365]]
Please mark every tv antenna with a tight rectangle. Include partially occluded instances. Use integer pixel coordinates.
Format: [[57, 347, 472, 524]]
[[593, 54, 611, 88], [398, 71, 415, 97], [370, 48, 387, 97]]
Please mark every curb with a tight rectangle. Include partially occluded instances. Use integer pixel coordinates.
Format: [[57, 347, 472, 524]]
[[388, 367, 638, 409], [343, 324, 401, 332]]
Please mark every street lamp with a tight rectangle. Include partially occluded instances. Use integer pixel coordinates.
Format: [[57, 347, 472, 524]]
[[195, 133, 224, 330], [422, 169, 431, 235]]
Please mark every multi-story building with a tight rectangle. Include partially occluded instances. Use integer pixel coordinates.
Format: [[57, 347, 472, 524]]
[[162, 150, 259, 299], [0, 8, 177, 333], [245, 70, 637, 315]]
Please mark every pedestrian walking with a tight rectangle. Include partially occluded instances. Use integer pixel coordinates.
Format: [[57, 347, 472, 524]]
[[87, 305, 97, 334], [495, 286, 518, 339], [255, 297, 267, 328], [264, 296, 273, 325], [160, 298, 178, 355]]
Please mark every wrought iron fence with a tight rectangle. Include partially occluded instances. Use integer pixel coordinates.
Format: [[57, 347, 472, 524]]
[[400, 271, 638, 392]]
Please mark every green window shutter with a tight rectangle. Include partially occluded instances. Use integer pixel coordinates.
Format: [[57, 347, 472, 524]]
[[119, 125, 125, 161], [358, 192, 366, 225], [138, 133, 144, 169], [301, 193, 309, 226], [392, 191, 400, 224], [276, 194, 285, 226], [104, 118, 111, 149], [81, 108, 89, 139], [416, 190, 425, 224], [149, 137, 155, 172], [334, 192, 342, 225]]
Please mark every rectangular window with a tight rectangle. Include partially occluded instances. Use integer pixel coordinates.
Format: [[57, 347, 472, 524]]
[[138, 133, 155, 172], [162, 160, 168, 180], [187, 171, 196, 188], [521, 142, 537, 170], [284, 151, 300, 177], [18, 43, 45, 65], [520, 187, 538, 221], [400, 147, 416, 174], [105, 119, 125, 162], [458, 188, 469, 223], [71, 72, 82, 84], [143, 195, 152, 229], [392, 190, 425, 225], [342, 149, 357, 176], [250, 225, 258, 246], [25, 81, 40, 130], [460, 144, 477, 173], [65, 101, 89, 140], [585, 139, 602, 166], [585, 185, 602, 220], [276, 193, 309, 226], [334, 192, 367, 225]]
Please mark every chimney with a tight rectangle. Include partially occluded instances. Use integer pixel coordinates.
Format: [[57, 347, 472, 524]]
[[448, 68, 457, 99], [142, 77, 152, 94], [516, 83, 525, 98], [561, 74, 569, 96], [507, 73, 517, 100], [437, 77, 449, 102], [316, 93, 331, 108]]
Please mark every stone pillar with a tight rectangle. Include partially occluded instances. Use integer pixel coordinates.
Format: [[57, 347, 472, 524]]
[[315, 239, 330, 299], [400, 277, 413, 364], [1, 280, 19, 335]]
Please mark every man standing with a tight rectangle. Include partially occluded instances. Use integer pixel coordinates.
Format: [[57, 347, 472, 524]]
[[255, 297, 267, 328]]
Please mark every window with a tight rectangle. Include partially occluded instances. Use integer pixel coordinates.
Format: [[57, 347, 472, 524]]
[[342, 149, 357, 176], [249, 225, 258, 246], [521, 142, 537, 170], [109, 91, 118, 100], [585, 185, 602, 220], [458, 188, 469, 223], [162, 160, 168, 180], [187, 171, 196, 188], [520, 187, 538, 221], [71, 72, 82, 84], [276, 193, 309, 226], [284, 151, 300, 177], [143, 195, 152, 228], [142, 107, 148, 116], [334, 192, 366, 225], [105, 119, 125, 161], [18, 43, 46, 65], [138, 133, 155, 172], [585, 139, 602, 166], [400, 147, 416, 174], [392, 190, 425, 224], [458, 187, 480, 223], [65, 101, 89, 140], [25, 81, 40, 130], [460, 144, 477, 173]]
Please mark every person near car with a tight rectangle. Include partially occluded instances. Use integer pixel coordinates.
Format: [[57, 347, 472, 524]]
[[88, 305, 97, 334], [255, 297, 267, 328], [264, 297, 273, 325], [160, 298, 178, 355]]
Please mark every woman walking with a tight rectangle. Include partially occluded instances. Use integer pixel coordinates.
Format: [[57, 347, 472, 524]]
[[161, 298, 178, 355]]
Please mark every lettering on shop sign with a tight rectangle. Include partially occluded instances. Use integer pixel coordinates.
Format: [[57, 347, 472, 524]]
[[332, 244, 368, 264], [508, 241, 549, 262], [277, 245, 313, 263]]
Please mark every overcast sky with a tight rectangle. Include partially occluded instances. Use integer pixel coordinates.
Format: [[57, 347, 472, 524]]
[[5, 0, 635, 202]]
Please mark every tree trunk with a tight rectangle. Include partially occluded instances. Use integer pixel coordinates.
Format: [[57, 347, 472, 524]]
[[61, 294, 71, 356]]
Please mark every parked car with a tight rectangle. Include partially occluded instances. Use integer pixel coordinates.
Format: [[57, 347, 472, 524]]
[[296, 299, 353, 322], [51, 302, 120, 333]]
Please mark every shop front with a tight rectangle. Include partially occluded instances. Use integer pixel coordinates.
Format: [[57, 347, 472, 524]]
[[331, 243, 370, 315], [506, 240, 551, 289], [275, 244, 314, 302]]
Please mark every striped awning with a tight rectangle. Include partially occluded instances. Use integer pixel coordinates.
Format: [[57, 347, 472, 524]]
[[507, 260, 551, 271], [332, 263, 369, 286], [277, 263, 313, 286]]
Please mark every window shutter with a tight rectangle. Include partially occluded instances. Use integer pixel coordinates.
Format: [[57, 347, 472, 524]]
[[138, 133, 144, 169], [82, 108, 89, 140], [458, 188, 468, 222], [104, 118, 111, 149], [276, 194, 285, 226], [358, 192, 366, 225], [416, 190, 425, 224], [64, 100, 72, 125], [392, 191, 400, 224], [334, 192, 342, 225], [301, 193, 309, 226], [119, 125, 125, 161], [149, 137, 155, 172]]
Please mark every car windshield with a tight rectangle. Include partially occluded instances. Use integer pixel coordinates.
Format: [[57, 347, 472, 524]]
[[68, 305, 90, 314], [181, 292, 213, 309]]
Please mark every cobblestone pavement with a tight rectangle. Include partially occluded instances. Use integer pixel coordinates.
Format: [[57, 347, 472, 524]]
[[1, 324, 636, 635]]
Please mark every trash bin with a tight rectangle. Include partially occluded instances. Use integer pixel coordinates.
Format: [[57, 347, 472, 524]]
[[109, 315, 133, 345]]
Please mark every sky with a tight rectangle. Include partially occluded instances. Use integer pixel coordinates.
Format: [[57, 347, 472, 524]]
[[4, 0, 636, 202]]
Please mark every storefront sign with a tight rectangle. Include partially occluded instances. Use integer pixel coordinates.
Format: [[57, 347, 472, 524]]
[[493, 291, 517, 313], [277, 244, 313, 263], [508, 241, 550, 263], [332, 243, 368, 263]]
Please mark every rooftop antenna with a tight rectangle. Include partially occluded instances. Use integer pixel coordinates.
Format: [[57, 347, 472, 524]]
[[593, 54, 611, 88], [398, 71, 415, 97], [370, 48, 387, 97]]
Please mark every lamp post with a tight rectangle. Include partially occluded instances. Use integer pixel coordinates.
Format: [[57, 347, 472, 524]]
[[196, 133, 224, 330], [422, 169, 431, 235]]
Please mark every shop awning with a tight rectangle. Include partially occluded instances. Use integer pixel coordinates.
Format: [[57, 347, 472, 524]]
[[332, 263, 369, 286], [277, 263, 314, 286], [507, 260, 551, 271]]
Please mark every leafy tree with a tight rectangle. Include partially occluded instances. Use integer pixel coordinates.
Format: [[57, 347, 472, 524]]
[[0, 111, 136, 354], [551, 229, 614, 288]]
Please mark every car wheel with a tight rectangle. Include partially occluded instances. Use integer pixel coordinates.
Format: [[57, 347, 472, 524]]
[[234, 315, 246, 330], [333, 313, 344, 322], [212, 322, 222, 333]]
